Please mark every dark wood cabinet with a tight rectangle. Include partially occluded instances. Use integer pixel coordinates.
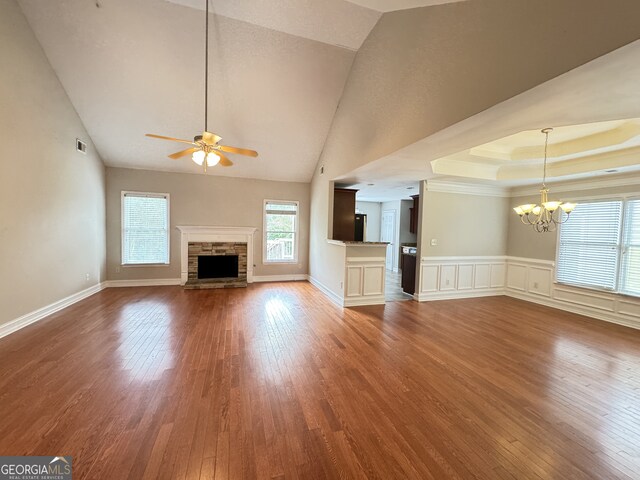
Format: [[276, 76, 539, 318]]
[[332, 188, 358, 241], [401, 254, 417, 295], [409, 194, 420, 234]]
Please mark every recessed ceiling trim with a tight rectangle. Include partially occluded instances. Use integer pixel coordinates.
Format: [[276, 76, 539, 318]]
[[510, 171, 640, 197], [510, 121, 640, 160], [425, 179, 509, 197]]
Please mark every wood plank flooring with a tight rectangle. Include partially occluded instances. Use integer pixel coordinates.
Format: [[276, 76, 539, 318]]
[[1, 283, 639, 479]]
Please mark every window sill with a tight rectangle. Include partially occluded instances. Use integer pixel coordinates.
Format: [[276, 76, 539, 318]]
[[121, 263, 170, 267]]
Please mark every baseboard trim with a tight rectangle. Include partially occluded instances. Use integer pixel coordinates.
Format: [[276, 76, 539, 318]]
[[344, 296, 386, 307], [308, 276, 344, 307], [415, 288, 504, 302], [0, 282, 106, 340], [253, 274, 308, 283], [104, 278, 182, 288], [505, 289, 640, 331]]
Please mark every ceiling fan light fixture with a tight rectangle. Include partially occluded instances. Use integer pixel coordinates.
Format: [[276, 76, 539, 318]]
[[192, 150, 206, 165], [145, 0, 258, 172], [206, 152, 220, 166]]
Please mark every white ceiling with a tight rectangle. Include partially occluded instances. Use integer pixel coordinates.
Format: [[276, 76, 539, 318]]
[[18, 0, 356, 182], [337, 41, 640, 189], [344, 181, 420, 202], [345, 0, 466, 13], [431, 119, 640, 182], [165, 0, 382, 50]]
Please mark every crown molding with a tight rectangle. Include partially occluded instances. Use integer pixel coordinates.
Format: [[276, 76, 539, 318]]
[[425, 179, 510, 198], [510, 172, 640, 197]]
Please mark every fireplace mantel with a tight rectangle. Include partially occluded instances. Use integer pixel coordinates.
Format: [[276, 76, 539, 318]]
[[176, 226, 257, 285]]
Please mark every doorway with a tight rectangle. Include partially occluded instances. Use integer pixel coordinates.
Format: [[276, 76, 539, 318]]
[[381, 210, 396, 271]]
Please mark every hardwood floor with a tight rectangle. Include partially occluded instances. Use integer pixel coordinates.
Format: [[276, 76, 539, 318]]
[[1, 283, 640, 479]]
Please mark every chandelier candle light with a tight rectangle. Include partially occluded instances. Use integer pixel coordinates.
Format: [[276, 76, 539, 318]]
[[513, 128, 576, 233]]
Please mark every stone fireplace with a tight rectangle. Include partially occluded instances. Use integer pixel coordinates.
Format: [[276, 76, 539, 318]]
[[177, 226, 257, 287], [186, 241, 247, 289]]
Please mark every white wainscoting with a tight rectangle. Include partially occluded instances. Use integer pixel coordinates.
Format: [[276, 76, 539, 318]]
[[416, 255, 640, 330], [505, 257, 640, 330], [415, 256, 506, 301], [344, 257, 386, 307]]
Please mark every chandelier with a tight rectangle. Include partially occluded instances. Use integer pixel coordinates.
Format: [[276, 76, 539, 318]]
[[513, 128, 576, 233]]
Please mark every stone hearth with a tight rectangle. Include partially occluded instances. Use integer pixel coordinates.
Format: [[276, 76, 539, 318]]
[[185, 242, 247, 289]]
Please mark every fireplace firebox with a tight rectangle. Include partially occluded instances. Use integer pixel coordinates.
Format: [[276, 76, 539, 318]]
[[197, 255, 239, 279]]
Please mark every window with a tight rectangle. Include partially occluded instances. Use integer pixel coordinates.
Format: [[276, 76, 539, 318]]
[[264, 200, 298, 263], [121, 192, 169, 265], [621, 199, 640, 296], [556, 198, 640, 296]]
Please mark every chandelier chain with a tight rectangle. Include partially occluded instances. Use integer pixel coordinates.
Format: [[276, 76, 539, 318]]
[[543, 128, 549, 187]]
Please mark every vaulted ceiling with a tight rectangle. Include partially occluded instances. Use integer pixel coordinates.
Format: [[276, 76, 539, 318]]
[[16, 0, 640, 185]]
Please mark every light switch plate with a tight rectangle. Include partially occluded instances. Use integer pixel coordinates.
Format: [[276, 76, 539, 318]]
[[430, 239, 438, 246]]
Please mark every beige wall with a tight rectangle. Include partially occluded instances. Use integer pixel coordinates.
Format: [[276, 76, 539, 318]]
[[507, 183, 640, 261], [356, 201, 381, 242], [309, 0, 640, 291], [0, 0, 106, 327], [105, 167, 309, 281], [420, 189, 509, 258]]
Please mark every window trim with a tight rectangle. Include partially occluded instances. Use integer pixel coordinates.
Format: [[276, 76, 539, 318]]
[[263, 199, 299, 265], [121, 191, 171, 267], [554, 194, 640, 298]]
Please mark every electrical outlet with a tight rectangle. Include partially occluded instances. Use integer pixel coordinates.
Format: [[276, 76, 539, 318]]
[[85, 273, 90, 282], [115, 267, 121, 273], [446, 279, 450, 285], [340, 281, 343, 289], [533, 282, 539, 289], [430, 238, 438, 246]]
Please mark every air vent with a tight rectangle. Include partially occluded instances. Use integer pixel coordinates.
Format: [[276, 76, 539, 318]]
[[76, 139, 87, 154]]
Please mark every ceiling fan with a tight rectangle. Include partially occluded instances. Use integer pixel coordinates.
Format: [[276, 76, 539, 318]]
[[145, 0, 258, 172]]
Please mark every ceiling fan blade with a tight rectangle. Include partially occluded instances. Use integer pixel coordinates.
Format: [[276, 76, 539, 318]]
[[202, 131, 222, 145], [217, 145, 258, 157], [216, 151, 233, 167], [169, 147, 198, 159], [146, 134, 195, 145]]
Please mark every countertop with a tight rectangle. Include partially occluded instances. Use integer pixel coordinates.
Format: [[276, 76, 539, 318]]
[[327, 240, 389, 246]]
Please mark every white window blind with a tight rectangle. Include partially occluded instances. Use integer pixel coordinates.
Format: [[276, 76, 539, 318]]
[[621, 199, 640, 296], [122, 192, 169, 265], [557, 201, 622, 291], [264, 201, 298, 263]]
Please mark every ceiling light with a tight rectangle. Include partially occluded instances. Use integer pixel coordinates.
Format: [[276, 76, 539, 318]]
[[192, 150, 206, 165], [513, 128, 577, 233], [144, 0, 258, 172], [206, 152, 220, 166]]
